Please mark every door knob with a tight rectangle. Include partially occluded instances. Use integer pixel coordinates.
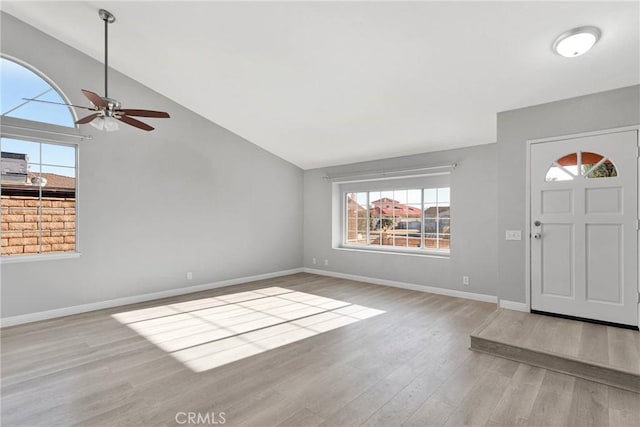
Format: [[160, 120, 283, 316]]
[[534, 220, 541, 227], [533, 233, 542, 239]]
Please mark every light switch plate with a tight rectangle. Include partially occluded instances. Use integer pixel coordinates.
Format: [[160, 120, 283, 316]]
[[505, 230, 522, 241]]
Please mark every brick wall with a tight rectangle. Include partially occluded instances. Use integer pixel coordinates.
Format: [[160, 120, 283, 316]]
[[369, 232, 450, 250], [1, 195, 76, 255]]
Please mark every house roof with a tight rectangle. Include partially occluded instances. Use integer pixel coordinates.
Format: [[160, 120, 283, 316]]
[[350, 197, 449, 218], [370, 198, 422, 217], [27, 173, 75, 189]]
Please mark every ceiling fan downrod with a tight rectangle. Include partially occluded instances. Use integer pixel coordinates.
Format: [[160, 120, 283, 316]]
[[24, 7, 170, 131], [98, 9, 115, 98]]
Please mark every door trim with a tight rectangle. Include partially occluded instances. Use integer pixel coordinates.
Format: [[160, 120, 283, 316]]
[[525, 125, 640, 324]]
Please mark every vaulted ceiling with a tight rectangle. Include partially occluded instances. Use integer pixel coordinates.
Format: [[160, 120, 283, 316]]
[[3, 1, 638, 169]]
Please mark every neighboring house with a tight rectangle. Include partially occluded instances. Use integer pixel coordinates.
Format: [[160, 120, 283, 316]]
[[424, 206, 450, 218], [369, 198, 422, 220]]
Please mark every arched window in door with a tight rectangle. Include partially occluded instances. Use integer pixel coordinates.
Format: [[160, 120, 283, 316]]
[[545, 151, 618, 182]]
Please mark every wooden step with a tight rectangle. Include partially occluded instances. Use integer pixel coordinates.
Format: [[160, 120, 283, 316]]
[[469, 310, 640, 393]]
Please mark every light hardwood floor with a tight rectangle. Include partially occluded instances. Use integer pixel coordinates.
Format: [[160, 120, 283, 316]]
[[1, 273, 639, 426]]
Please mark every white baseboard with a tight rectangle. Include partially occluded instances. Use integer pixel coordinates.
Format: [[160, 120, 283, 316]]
[[303, 268, 498, 304], [1, 268, 304, 328], [498, 299, 529, 312]]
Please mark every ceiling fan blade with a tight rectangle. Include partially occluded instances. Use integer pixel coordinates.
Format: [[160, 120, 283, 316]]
[[76, 113, 101, 124], [117, 115, 154, 131], [117, 109, 170, 118], [81, 89, 108, 108], [22, 98, 97, 111]]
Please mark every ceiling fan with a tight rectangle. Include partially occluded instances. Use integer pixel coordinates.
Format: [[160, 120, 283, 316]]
[[25, 9, 170, 132]]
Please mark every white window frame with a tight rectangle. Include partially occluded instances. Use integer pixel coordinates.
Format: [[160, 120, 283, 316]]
[[0, 55, 89, 263], [333, 172, 452, 258]]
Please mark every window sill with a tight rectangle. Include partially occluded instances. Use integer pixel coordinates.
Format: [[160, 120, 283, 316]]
[[336, 245, 450, 259], [1, 252, 81, 264]]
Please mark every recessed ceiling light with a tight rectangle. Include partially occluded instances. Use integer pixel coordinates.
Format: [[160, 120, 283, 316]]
[[553, 26, 601, 58]]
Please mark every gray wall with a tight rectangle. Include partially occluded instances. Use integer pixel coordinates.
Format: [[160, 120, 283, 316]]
[[497, 85, 640, 303], [1, 13, 303, 318], [304, 143, 498, 297], [4, 11, 636, 320]]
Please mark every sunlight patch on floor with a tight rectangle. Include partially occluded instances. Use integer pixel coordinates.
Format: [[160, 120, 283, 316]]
[[112, 287, 385, 372]]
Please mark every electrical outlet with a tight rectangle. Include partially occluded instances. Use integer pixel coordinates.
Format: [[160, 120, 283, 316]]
[[186, 271, 193, 280], [463, 276, 470, 285], [324, 259, 329, 266], [312, 258, 317, 265], [505, 230, 522, 241]]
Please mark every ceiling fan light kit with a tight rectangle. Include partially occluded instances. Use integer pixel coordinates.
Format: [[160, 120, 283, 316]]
[[90, 116, 120, 132]]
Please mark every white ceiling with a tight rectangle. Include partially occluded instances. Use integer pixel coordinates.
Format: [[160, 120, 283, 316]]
[[2, 1, 639, 169]]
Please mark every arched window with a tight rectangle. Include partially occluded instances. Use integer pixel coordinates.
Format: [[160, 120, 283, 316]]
[[1, 56, 76, 127], [1, 56, 79, 260], [545, 151, 618, 182]]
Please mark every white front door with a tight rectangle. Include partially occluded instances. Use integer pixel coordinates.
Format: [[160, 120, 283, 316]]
[[530, 130, 639, 326]]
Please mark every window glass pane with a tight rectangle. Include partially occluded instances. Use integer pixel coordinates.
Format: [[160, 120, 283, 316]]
[[437, 187, 450, 204], [407, 189, 421, 204], [1, 179, 43, 255], [0, 57, 75, 127], [545, 165, 574, 181], [423, 217, 437, 234], [586, 160, 617, 179], [393, 189, 407, 205], [0, 230, 42, 256], [438, 235, 451, 250], [369, 217, 382, 245], [437, 206, 450, 218], [346, 193, 357, 243], [424, 188, 437, 203], [557, 152, 579, 166], [424, 233, 438, 249], [387, 196, 399, 247], [346, 193, 367, 245], [1, 138, 76, 256], [368, 191, 381, 209], [580, 152, 605, 175], [41, 143, 75, 167], [379, 190, 394, 202], [424, 203, 437, 219], [1, 138, 40, 164], [41, 165, 76, 178], [368, 191, 381, 245]]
